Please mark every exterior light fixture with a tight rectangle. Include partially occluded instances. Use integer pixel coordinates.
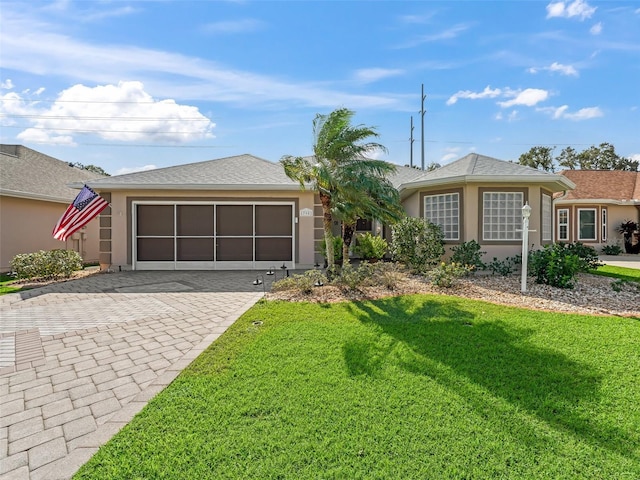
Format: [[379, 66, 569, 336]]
[[252, 275, 265, 296], [521, 202, 532, 293]]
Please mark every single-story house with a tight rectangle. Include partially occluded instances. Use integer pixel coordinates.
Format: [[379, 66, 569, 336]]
[[554, 170, 640, 249], [82, 152, 575, 271], [0, 145, 105, 272]]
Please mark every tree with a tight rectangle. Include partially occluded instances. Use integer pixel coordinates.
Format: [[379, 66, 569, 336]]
[[521, 143, 638, 172], [556, 146, 578, 170], [280, 108, 390, 271], [518, 146, 555, 172], [332, 169, 403, 266], [72, 162, 110, 176]]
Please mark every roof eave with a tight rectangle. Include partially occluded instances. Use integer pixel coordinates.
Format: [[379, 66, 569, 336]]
[[79, 182, 303, 191], [0, 189, 71, 204], [554, 198, 640, 205]]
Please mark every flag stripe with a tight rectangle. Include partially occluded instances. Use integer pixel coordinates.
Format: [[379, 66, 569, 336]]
[[52, 185, 109, 242]]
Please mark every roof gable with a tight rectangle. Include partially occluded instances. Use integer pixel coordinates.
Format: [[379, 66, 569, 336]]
[[87, 154, 298, 190], [0, 144, 106, 203], [399, 153, 575, 193]]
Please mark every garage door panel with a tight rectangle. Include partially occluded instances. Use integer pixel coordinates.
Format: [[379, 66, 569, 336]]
[[217, 205, 253, 236], [216, 238, 253, 261], [137, 238, 174, 261], [177, 205, 214, 236], [137, 205, 174, 236], [177, 238, 214, 261], [255, 205, 292, 236], [256, 238, 292, 261]]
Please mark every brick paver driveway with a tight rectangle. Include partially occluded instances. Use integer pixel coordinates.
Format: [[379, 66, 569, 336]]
[[0, 270, 270, 480]]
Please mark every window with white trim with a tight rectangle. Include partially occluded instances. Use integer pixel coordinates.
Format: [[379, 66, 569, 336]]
[[482, 191, 524, 241], [578, 208, 597, 241], [601, 208, 607, 242], [424, 193, 459, 240], [557, 208, 569, 241], [542, 194, 552, 241]]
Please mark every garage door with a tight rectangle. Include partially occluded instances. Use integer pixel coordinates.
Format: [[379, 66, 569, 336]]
[[133, 202, 295, 270]]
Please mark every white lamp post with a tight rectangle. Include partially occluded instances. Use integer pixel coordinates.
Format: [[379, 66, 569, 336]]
[[521, 202, 532, 293]]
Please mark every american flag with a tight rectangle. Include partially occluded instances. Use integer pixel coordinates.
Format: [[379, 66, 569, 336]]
[[52, 185, 109, 241]]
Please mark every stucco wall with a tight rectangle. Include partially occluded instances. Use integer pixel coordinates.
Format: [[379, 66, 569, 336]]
[[102, 189, 317, 270], [0, 195, 101, 272]]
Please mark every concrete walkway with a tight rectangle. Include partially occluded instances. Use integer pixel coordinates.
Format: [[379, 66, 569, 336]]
[[599, 254, 640, 270], [0, 270, 274, 480]]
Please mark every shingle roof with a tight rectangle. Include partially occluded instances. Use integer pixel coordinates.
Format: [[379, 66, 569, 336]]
[[398, 153, 575, 194], [85, 154, 299, 190], [557, 170, 640, 203], [0, 144, 106, 203]]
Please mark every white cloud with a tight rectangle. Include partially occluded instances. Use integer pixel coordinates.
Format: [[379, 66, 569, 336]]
[[201, 19, 265, 34], [590, 22, 602, 35], [546, 0, 597, 20], [440, 153, 458, 163], [1, 79, 14, 89], [4, 81, 216, 145], [399, 23, 471, 48], [537, 105, 603, 120], [446, 85, 501, 105], [115, 164, 157, 175], [498, 88, 549, 108], [563, 106, 603, 120], [629, 153, 640, 162], [353, 68, 404, 84], [528, 62, 578, 76], [0, 10, 404, 110]]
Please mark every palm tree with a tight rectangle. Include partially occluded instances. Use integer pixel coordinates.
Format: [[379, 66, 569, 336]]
[[280, 108, 391, 271], [333, 169, 403, 266]]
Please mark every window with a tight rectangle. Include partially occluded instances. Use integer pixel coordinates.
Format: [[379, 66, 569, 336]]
[[578, 208, 597, 241], [557, 208, 569, 241], [482, 192, 524, 241], [601, 208, 607, 242], [424, 193, 459, 240], [542, 194, 552, 241]]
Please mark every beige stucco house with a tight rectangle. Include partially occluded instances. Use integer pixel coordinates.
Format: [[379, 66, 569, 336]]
[[82, 153, 575, 271], [0, 145, 105, 272], [555, 170, 640, 250]]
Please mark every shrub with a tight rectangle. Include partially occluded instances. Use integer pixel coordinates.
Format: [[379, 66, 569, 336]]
[[487, 255, 521, 276], [429, 262, 472, 288], [601, 244, 623, 256], [528, 243, 581, 289], [390, 217, 444, 274], [353, 232, 388, 261], [318, 235, 343, 266], [10, 249, 83, 280], [450, 240, 486, 273], [565, 242, 602, 271], [272, 269, 327, 294]]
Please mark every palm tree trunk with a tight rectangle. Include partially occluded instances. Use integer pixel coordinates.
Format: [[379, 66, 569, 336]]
[[319, 192, 334, 270], [342, 222, 356, 267]]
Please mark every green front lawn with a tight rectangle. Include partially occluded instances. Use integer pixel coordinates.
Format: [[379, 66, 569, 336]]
[[75, 296, 639, 479], [591, 264, 640, 283], [0, 274, 21, 295]]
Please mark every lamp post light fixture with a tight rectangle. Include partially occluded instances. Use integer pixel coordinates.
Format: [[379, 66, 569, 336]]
[[252, 274, 266, 296], [520, 202, 532, 293]]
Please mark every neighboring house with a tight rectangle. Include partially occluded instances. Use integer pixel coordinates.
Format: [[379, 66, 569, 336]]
[[554, 170, 640, 249], [0, 145, 105, 272], [83, 152, 575, 271]]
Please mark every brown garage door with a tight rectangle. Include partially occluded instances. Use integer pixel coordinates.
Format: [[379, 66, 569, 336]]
[[134, 202, 294, 270]]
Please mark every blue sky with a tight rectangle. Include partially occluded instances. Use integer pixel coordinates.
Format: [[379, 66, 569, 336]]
[[1, 0, 639, 175]]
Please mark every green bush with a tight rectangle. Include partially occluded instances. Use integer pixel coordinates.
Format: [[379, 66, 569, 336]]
[[272, 269, 327, 294], [11, 249, 83, 280], [565, 241, 602, 271], [318, 235, 343, 266], [487, 255, 521, 276], [353, 232, 388, 260], [390, 217, 445, 274], [450, 240, 486, 273], [528, 243, 581, 289], [429, 262, 472, 288], [601, 244, 623, 256]]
